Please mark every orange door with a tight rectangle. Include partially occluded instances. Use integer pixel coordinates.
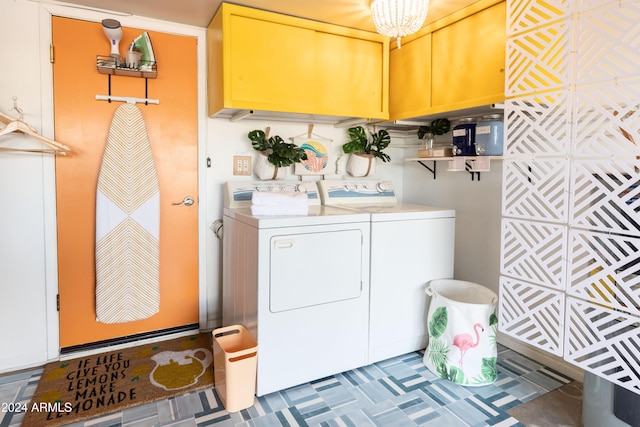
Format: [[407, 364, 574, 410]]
[[53, 17, 199, 348]]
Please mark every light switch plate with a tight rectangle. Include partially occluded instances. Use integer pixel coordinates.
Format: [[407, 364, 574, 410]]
[[233, 155, 251, 175]]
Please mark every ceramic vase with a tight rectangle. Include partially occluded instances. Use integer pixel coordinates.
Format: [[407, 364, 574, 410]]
[[346, 153, 376, 177], [254, 152, 285, 180]]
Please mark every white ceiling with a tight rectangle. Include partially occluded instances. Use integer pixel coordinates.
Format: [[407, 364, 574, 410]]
[[43, 0, 479, 30]]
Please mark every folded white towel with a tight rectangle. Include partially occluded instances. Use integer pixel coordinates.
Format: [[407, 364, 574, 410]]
[[250, 191, 309, 216], [251, 204, 309, 216], [251, 191, 309, 207]]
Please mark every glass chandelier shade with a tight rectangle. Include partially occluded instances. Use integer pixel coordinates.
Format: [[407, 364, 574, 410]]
[[370, 0, 429, 49]]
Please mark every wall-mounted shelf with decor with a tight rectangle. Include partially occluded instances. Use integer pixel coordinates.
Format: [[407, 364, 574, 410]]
[[95, 55, 159, 105], [96, 55, 157, 79], [406, 156, 504, 181]]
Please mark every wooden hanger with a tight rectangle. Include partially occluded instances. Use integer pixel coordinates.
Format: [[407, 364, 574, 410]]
[[0, 111, 71, 155], [289, 124, 333, 142]]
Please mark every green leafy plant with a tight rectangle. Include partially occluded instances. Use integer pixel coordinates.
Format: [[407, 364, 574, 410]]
[[489, 311, 498, 345], [248, 129, 307, 168], [417, 118, 451, 139], [427, 338, 450, 370], [437, 363, 466, 384], [342, 126, 391, 162], [429, 306, 448, 339]]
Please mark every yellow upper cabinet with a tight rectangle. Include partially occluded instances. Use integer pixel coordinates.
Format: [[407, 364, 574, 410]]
[[207, 3, 389, 120], [388, 0, 506, 121], [389, 33, 432, 120], [431, 1, 506, 109], [227, 15, 316, 112], [315, 31, 386, 119]]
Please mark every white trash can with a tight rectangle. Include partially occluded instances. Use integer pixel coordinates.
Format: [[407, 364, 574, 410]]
[[423, 279, 498, 386]]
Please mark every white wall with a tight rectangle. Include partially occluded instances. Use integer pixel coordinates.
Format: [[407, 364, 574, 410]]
[[402, 148, 503, 292], [0, 0, 58, 370]]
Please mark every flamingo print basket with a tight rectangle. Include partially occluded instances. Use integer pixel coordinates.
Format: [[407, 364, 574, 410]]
[[423, 279, 499, 386]]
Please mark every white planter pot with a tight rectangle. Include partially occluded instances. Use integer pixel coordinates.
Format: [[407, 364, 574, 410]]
[[346, 153, 376, 177], [255, 152, 286, 180]]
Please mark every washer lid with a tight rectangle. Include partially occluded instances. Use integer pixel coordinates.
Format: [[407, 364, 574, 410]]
[[348, 203, 455, 221], [223, 204, 369, 229]]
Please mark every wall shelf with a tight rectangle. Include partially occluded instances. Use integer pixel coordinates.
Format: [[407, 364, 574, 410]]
[[406, 156, 504, 180], [96, 55, 157, 79]]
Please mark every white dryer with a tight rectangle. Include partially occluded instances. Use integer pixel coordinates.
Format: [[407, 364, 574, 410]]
[[318, 180, 455, 364], [222, 181, 370, 396]]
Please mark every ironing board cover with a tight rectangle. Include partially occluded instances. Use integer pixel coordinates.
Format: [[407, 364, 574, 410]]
[[95, 103, 160, 324]]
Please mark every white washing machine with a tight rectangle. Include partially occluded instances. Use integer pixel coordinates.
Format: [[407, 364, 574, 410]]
[[318, 180, 455, 364], [222, 181, 370, 396]]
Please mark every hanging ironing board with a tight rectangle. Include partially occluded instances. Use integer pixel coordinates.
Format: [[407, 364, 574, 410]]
[[95, 103, 160, 324]]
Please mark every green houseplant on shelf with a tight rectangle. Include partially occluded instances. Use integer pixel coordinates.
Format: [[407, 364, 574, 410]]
[[417, 118, 451, 153], [248, 129, 308, 180], [342, 126, 391, 177]]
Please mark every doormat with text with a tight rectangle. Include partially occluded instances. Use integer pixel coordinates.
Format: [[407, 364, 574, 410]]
[[21, 333, 214, 427]]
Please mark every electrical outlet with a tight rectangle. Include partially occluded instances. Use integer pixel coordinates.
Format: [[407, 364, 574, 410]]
[[233, 155, 251, 176]]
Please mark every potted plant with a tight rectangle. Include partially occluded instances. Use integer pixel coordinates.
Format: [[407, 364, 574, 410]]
[[417, 118, 451, 151], [248, 129, 307, 180], [342, 126, 391, 177]]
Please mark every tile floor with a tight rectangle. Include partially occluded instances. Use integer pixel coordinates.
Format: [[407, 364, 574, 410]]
[[0, 344, 574, 427]]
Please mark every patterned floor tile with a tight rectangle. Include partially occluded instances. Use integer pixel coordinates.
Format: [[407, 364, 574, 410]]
[[0, 346, 575, 427]]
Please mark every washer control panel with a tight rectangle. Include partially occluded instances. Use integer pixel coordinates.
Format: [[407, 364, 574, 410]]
[[225, 181, 320, 208], [317, 180, 397, 205]]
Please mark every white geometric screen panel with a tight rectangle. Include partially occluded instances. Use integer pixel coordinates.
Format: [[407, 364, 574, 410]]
[[499, 277, 565, 356], [505, 21, 572, 97], [502, 0, 640, 393], [507, 0, 571, 36], [575, 2, 640, 86], [505, 93, 571, 156], [578, 0, 624, 11], [565, 297, 640, 394], [568, 229, 640, 315], [570, 160, 640, 235], [502, 159, 570, 222], [573, 84, 640, 157], [501, 218, 567, 289]]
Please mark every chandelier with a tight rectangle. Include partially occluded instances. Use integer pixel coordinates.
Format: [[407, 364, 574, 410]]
[[370, 0, 430, 49]]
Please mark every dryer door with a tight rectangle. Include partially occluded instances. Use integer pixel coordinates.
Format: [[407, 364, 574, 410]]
[[269, 229, 362, 312]]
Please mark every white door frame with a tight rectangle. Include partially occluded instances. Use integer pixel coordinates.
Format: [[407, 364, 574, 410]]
[[37, 2, 208, 361]]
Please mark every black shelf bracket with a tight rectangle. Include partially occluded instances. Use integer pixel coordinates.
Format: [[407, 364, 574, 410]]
[[417, 160, 437, 179], [465, 162, 481, 181]]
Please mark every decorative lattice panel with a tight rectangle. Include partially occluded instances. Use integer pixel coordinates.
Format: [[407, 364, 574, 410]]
[[501, 218, 568, 289], [505, 94, 571, 155], [499, 277, 565, 356], [573, 83, 640, 157], [578, 0, 626, 12], [575, 2, 640, 86], [565, 297, 640, 393], [505, 21, 572, 97], [568, 229, 640, 315], [502, 159, 571, 222], [570, 160, 640, 235], [507, 0, 571, 36]]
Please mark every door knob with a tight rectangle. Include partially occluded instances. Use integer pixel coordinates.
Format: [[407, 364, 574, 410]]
[[173, 196, 195, 206]]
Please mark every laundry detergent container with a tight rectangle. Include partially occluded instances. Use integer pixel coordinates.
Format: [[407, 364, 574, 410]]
[[213, 325, 258, 412], [423, 279, 498, 386]]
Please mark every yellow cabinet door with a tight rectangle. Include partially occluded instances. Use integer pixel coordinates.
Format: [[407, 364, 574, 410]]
[[431, 1, 506, 108], [315, 31, 387, 118], [228, 15, 316, 113], [389, 33, 432, 120], [209, 3, 388, 120]]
